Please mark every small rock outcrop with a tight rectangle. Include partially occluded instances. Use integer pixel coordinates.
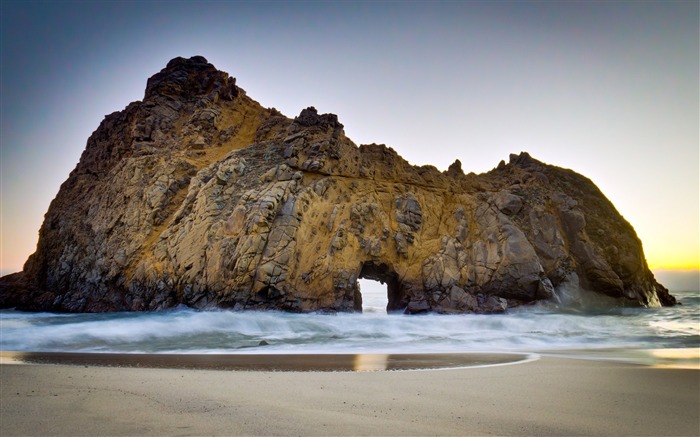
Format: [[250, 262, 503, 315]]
[[0, 56, 675, 313]]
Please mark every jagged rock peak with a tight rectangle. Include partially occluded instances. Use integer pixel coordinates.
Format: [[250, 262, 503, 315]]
[[294, 106, 343, 129], [144, 55, 238, 101], [446, 159, 463, 177], [509, 151, 541, 168], [0, 56, 675, 314]]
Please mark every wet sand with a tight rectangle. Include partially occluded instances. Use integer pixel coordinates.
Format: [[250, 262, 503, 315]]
[[0, 351, 530, 372], [1, 353, 698, 436]]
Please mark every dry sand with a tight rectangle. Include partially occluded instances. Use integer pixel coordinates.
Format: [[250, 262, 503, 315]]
[[1, 353, 698, 436]]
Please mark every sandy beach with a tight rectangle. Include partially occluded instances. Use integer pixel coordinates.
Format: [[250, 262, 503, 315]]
[[1, 353, 698, 436]]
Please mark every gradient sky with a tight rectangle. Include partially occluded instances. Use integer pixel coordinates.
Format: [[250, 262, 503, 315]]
[[1, 1, 698, 284]]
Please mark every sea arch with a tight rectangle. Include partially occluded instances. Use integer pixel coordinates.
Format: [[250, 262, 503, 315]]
[[356, 261, 408, 313]]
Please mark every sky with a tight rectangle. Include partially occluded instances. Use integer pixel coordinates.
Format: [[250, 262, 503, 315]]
[[1, 1, 698, 289]]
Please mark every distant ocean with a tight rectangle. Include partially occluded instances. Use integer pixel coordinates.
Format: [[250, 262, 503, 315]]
[[2, 288, 698, 367]]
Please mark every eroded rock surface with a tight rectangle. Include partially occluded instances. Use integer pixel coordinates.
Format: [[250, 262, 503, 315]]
[[0, 56, 675, 313]]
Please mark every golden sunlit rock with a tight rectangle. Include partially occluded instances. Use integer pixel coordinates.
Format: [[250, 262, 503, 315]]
[[0, 56, 675, 313]]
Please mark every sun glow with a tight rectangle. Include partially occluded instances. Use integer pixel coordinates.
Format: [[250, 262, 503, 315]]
[[641, 225, 699, 270], [646, 256, 699, 271], [649, 348, 700, 370]]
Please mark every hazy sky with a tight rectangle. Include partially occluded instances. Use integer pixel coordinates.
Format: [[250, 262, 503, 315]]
[[1, 1, 698, 280]]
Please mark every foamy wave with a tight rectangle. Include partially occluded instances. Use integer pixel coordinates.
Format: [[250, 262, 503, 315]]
[[1, 292, 698, 354]]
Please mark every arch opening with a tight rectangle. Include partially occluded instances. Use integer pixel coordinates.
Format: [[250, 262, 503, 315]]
[[358, 278, 387, 313], [357, 261, 406, 313]]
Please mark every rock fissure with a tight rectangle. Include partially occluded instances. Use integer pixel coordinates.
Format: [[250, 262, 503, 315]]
[[0, 56, 675, 313]]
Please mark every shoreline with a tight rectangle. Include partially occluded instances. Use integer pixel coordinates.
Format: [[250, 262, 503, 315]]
[[0, 351, 533, 372], [2, 346, 698, 371], [2, 354, 698, 436]]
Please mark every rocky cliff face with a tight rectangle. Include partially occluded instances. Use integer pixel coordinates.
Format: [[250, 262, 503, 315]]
[[0, 56, 675, 313]]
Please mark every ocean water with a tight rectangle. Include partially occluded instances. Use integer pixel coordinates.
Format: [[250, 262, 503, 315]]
[[1, 289, 698, 366]]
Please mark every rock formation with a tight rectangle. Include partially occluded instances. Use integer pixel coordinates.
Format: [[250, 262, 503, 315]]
[[0, 56, 675, 313]]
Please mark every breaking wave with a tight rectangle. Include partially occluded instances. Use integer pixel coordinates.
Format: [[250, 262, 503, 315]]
[[1, 291, 697, 355]]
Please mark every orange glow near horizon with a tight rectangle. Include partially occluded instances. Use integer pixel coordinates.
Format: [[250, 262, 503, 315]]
[[647, 259, 700, 271], [645, 249, 699, 271]]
